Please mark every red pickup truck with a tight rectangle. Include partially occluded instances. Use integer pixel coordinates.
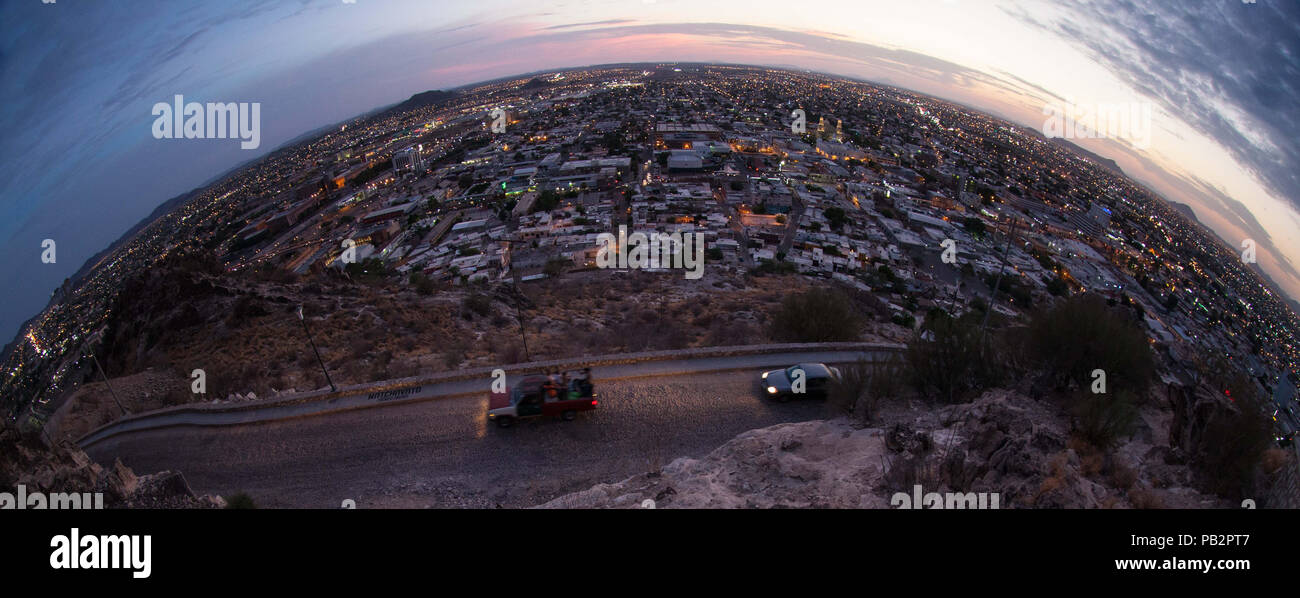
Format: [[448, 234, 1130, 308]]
[[487, 372, 598, 428]]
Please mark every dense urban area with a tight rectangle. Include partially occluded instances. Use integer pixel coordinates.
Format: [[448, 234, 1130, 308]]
[[3, 63, 1298, 483]]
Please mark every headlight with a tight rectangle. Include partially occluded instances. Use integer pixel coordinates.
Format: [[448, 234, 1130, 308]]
[[767, 386, 778, 394], [761, 372, 768, 380]]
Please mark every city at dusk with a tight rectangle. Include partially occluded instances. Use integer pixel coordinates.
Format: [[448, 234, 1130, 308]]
[[2, 0, 1297, 586]]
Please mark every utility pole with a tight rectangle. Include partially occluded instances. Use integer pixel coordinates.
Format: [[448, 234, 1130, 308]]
[[298, 305, 337, 392], [980, 216, 1021, 352], [27, 403, 53, 446], [516, 301, 531, 362], [88, 334, 127, 417], [501, 236, 531, 363]]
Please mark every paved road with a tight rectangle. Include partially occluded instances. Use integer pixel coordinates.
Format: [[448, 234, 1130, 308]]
[[84, 355, 886, 508], [80, 349, 898, 445]]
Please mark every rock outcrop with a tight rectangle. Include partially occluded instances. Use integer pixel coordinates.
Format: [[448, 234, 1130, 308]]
[[540, 389, 1230, 509], [0, 421, 224, 508]]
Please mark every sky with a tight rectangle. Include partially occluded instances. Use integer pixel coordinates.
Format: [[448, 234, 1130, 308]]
[[1, 0, 1297, 344]]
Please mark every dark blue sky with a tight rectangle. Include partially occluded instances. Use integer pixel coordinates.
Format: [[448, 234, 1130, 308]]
[[2, 0, 1298, 343]]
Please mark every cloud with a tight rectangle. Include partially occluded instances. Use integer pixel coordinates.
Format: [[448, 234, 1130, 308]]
[[543, 19, 637, 30], [1003, 3, 1300, 210]]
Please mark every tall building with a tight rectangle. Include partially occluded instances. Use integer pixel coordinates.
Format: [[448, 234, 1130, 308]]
[[835, 119, 844, 143], [1087, 203, 1112, 229], [392, 145, 423, 172]]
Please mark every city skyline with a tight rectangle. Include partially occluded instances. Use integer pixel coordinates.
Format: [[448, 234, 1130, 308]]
[[2, 0, 1298, 344]]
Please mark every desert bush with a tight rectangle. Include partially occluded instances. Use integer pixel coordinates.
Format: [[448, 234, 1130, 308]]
[[1108, 459, 1139, 490], [397, 334, 417, 352], [497, 342, 527, 364], [462, 292, 494, 317], [1025, 294, 1154, 395], [768, 286, 862, 342], [1072, 389, 1139, 449], [225, 492, 256, 509], [409, 271, 437, 295], [1196, 393, 1272, 500], [226, 295, 269, 327], [704, 318, 760, 347], [613, 315, 690, 351], [1260, 448, 1289, 475], [905, 312, 1002, 403], [828, 359, 869, 415], [882, 454, 943, 495], [442, 339, 470, 369], [1128, 487, 1165, 509], [829, 356, 905, 422]]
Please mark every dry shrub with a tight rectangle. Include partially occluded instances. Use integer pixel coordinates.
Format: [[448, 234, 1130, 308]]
[[1129, 487, 1166, 509], [768, 286, 862, 343], [1036, 476, 1064, 500], [704, 319, 760, 347], [1033, 453, 1071, 504], [1072, 389, 1139, 450], [496, 342, 526, 365], [1080, 452, 1104, 478], [1109, 460, 1138, 490], [828, 357, 904, 423], [882, 454, 942, 495], [1260, 448, 1289, 475]]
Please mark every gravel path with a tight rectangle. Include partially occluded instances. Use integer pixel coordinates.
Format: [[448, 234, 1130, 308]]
[[86, 369, 840, 508]]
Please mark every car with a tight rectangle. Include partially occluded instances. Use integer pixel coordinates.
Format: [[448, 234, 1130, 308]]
[[487, 372, 598, 428], [760, 362, 841, 402]]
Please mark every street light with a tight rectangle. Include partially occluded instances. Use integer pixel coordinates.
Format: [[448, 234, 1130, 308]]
[[298, 305, 337, 393]]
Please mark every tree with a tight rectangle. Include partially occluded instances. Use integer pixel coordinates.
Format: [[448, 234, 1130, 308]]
[[345, 257, 389, 279], [409, 271, 436, 295], [1025, 294, 1155, 394], [1196, 361, 1273, 499], [534, 190, 561, 213], [1163, 293, 1180, 312], [823, 206, 847, 230], [543, 258, 569, 277]]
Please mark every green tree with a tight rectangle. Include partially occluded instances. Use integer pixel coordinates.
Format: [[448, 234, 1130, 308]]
[[823, 206, 847, 230], [1045, 276, 1068, 297]]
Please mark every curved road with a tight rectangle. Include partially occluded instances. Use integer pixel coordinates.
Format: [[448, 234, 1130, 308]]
[[85, 351, 894, 508]]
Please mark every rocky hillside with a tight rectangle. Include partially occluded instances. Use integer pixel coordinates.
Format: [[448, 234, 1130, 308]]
[[542, 389, 1294, 508], [52, 253, 903, 443], [0, 422, 224, 508]]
